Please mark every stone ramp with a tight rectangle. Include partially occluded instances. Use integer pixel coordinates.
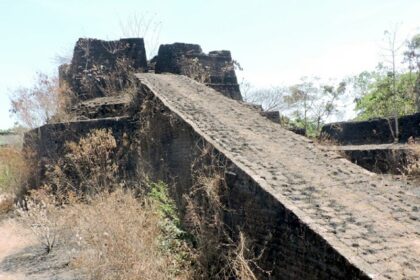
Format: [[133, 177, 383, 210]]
[[136, 73, 419, 279]]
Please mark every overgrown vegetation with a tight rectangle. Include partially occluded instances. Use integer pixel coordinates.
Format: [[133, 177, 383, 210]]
[[0, 146, 29, 213], [183, 142, 263, 280], [7, 129, 259, 279], [13, 129, 192, 279], [67, 184, 193, 280]]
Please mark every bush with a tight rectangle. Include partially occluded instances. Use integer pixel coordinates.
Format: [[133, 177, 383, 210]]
[[45, 129, 119, 200], [9, 72, 74, 128], [68, 187, 193, 280]]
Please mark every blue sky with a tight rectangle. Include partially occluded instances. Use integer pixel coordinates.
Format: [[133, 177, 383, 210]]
[[0, 0, 419, 129]]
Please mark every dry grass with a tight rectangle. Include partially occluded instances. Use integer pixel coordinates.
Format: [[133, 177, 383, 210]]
[[19, 185, 194, 280], [405, 144, 420, 175], [45, 129, 119, 200], [185, 173, 261, 280], [0, 146, 30, 213], [18, 129, 194, 279], [0, 147, 28, 193], [67, 188, 192, 280], [0, 194, 14, 215], [228, 232, 259, 280], [16, 128, 261, 279]]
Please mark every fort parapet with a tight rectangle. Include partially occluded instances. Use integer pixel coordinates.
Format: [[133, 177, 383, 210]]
[[25, 38, 419, 279]]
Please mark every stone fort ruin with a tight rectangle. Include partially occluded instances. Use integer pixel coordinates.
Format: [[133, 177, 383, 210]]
[[25, 38, 419, 279]]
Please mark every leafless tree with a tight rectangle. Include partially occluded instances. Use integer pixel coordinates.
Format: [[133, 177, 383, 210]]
[[9, 73, 73, 128], [381, 26, 405, 141], [243, 84, 288, 112], [119, 12, 162, 58]]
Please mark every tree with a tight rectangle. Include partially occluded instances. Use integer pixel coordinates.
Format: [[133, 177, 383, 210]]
[[312, 82, 346, 132], [9, 73, 72, 128], [353, 68, 416, 120], [243, 85, 288, 111], [284, 77, 345, 135], [119, 13, 162, 58], [286, 77, 317, 132], [381, 27, 406, 140], [404, 34, 420, 111], [351, 33, 420, 122]]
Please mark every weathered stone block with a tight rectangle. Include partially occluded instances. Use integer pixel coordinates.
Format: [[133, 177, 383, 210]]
[[155, 42, 243, 100], [60, 38, 147, 101]]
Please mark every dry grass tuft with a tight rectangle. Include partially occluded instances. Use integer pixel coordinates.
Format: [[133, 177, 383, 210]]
[[45, 129, 119, 200], [405, 144, 420, 175], [0, 146, 30, 213], [185, 159, 261, 279], [0, 194, 14, 215], [68, 188, 192, 280]]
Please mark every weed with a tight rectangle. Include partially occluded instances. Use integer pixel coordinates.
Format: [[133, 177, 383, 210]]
[[17, 187, 60, 253]]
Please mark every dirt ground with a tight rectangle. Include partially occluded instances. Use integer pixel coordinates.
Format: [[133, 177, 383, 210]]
[[0, 218, 34, 280], [0, 215, 82, 280]]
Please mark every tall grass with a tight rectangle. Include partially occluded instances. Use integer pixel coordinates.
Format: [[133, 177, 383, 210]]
[[0, 146, 29, 213], [68, 186, 193, 280], [0, 147, 28, 194]]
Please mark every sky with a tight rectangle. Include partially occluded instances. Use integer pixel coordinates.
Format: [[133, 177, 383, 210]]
[[0, 0, 419, 129]]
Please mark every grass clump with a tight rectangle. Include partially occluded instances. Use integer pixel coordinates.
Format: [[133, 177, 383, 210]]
[[0, 146, 29, 214], [68, 186, 193, 280]]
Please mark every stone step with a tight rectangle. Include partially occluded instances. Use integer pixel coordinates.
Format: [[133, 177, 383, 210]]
[[70, 95, 132, 120], [324, 144, 419, 174]]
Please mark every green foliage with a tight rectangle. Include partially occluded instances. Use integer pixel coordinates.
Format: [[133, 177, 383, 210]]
[[147, 181, 193, 268], [148, 181, 180, 227], [285, 77, 345, 136], [289, 117, 318, 137], [0, 129, 12, 135], [352, 32, 420, 120], [353, 69, 417, 120]]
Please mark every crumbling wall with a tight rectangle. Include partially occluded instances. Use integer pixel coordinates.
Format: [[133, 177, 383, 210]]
[[25, 38, 395, 279], [321, 113, 420, 145], [59, 38, 148, 101], [154, 43, 243, 100], [25, 81, 371, 279], [340, 148, 414, 174], [24, 117, 137, 188], [129, 83, 370, 279]]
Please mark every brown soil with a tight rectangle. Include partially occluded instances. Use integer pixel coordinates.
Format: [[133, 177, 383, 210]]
[[0, 219, 36, 280]]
